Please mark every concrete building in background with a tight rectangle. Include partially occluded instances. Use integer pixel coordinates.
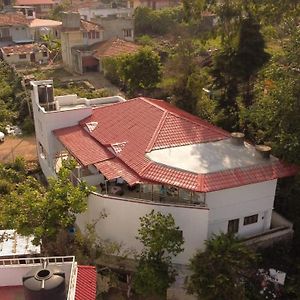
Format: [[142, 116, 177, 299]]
[[15, 0, 57, 18], [0, 43, 50, 65], [30, 79, 298, 266], [0, 10, 61, 47], [78, 6, 133, 21], [61, 12, 137, 74], [127, 0, 179, 9]]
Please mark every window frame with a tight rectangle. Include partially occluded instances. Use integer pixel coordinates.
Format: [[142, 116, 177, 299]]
[[228, 218, 239, 234], [243, 214, 258, 226]]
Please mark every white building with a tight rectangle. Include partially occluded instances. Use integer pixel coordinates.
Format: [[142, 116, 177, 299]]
[[78, 7, 133, 21], [0, 256, 97, 300], [30, 80, 298, 265]]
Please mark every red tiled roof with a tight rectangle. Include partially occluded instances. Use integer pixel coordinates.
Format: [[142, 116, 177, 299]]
[[16, 0, 55, 5], [95, 157, 141, 185], [55, 98, 298, 192], [75, 265, 97, 300], [80, 19, 103, 32], [1, 43, 47, 55], [0, 13, 30, 26], [91, 38, 141, 59], [54, 125, 114, 166]]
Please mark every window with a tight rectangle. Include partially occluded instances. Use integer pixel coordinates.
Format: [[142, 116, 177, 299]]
[[0, 28, 10, 38], [228, 219, 239, 234], [96, 31, 100, 39], [43, 51, 48, 57], [19, 54, 26, 59], [244, 214, 258, 225], [123, 29, 132, 38], [27, 10, 34, 16]]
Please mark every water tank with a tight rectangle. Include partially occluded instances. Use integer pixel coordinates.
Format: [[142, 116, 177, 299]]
[[45, 85, 54, 103], [37, 85, 47, 104], [22, 264, 66, 300], [37, 84, 55, 111]]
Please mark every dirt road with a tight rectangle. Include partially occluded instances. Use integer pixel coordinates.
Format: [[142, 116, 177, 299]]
[[0, 135, 37, 163]]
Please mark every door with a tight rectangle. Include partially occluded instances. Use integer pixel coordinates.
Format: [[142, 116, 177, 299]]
[[30, 53, 35, 62]]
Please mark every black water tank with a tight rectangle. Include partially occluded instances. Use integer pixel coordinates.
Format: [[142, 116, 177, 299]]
[[22, 265, 66, 300], [38, 85, 47, 104]]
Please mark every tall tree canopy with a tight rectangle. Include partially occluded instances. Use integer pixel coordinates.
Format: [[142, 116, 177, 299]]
[[133, 210, 184, 298], [187, 233, 257, 300], [0, 159, 91, 246]]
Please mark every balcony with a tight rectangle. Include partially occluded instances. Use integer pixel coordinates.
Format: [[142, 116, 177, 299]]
[[76, 169, 207, 208]]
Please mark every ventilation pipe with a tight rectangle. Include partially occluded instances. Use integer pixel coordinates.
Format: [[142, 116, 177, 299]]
[[255, 145, 272, 159], [231, 132, 245, 146]]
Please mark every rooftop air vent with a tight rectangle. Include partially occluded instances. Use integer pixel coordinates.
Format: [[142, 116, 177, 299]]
[[231, 132, 245, 146], [255, 145, 272, 159]]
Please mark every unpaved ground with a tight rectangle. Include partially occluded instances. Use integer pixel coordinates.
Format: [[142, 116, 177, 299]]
[[62, 71, 122, 94], [0, 135, 37, 163]]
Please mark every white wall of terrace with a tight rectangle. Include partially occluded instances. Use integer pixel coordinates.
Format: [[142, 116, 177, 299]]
[[76, 192, 209, 265]]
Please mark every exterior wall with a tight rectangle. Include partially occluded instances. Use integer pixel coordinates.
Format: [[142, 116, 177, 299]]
[[206, 180, 277, 238], [129, 0, 177, 9], [79, 193, 209, 264], [31, 84, 93, 177], [10, 25, 32, 42], [82, 30, 103, 46], [30, 26, 61, 41], [2, 50, 49, 65], [79, 7, 133, 21], [94, 17, 134, 41], [61, 30, 83, 71]]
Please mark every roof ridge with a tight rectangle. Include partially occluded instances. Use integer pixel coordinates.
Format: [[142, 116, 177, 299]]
[[142, 98, 229, 137], [146, 110, 168, 152]]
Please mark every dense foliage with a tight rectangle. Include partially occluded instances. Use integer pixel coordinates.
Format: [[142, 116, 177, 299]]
[[133, 210, 184, 297], [103, 47, 162, 96], [187, 233, 258, 300], [0, 159, 91, 246], [0, 61, 29, 132]]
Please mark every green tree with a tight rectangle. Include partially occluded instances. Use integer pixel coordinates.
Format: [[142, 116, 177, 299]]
[[49, 0, 71, 20], [119, 47, 162, 95], [133, 210, 184, 298], [187, 233, 257, 300], [134, 6, 184, 36], [0, 159, 92, 246]]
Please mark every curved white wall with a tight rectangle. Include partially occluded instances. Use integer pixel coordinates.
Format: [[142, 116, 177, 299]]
[[78, 193, 209, 264]]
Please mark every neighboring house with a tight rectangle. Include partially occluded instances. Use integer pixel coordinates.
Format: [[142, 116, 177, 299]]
[[30, 80, 298, 265], [29, 17, 61, 40], [127, 0, 179, 9], [61, 12, 138, 74], [15, 0, 57, 18], [0, 43, 50, 65], [78, 6, 133, 21], [0, 256, 97, 300], [94, 15, 134, 42], [0, 11, 61, 47], [0, 13, 32, 46], [0, 229, 40, 258], [72, 38, 140, 74]]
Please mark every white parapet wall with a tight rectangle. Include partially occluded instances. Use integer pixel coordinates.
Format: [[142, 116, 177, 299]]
[[77, 192, 210, 265]]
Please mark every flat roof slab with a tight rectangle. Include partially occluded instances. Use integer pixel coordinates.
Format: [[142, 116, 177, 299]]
[[147, 139, 277, 174]]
